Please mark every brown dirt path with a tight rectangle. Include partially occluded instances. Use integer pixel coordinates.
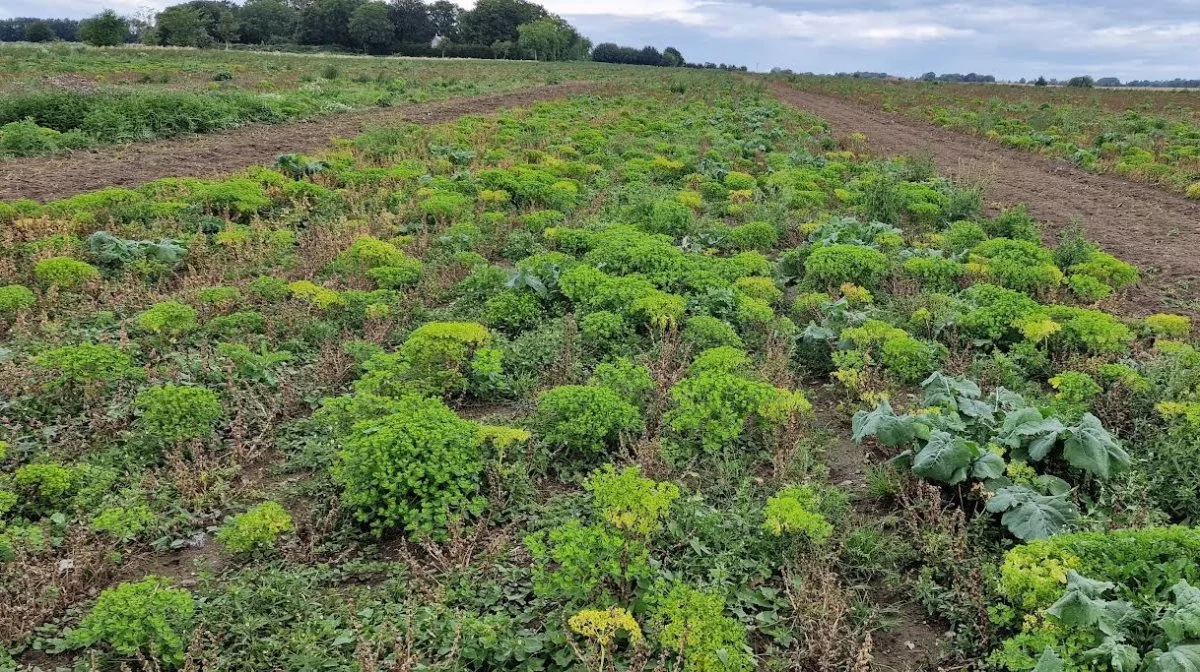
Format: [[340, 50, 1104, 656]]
[[770, 83, 1200, 314], [0, 82, 603, 204]]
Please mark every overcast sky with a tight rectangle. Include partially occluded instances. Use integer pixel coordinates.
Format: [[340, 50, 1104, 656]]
[[5, 0, 1199, 80]]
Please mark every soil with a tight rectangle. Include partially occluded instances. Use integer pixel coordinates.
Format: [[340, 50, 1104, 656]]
[[770, 83, 1200, 315], [0, 82, 604, 204]]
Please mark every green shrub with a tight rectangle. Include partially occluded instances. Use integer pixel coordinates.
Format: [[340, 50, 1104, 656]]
[[589, 358, 655, 410], [724, 171, 756, 190], [207, 310, 266, 336], [0, 284, 36, 317], [338, 235, 409, 270], [725, 221, 778, 251], [1066, 273, 1111, 302], [135, 384, 223, 444], [971, 238, 1063, 293], [585, 464, 680, 537], [1146, 313, 1191, 338], [666, 371, 801, 454], [682, 315, 743, 351], [366, 261, 423, 288], [959, 283, 1043, 342], [70, 577, 195, 668], [216, 501, 293, 554], [526, 520, 651, 604], [804, 244, 890, 288], [35, 343, 137, 386], [903, 255, 963, 291], [689, 346, 753, 377], [944, 220, 988, 253], [985, 205, 1040, 241], [137, 301, 198, 337], [333, 395, 484, 537], [13, 461, 77, 505], [652, 584, 753, 672], [91, 504, 158, 542], [536, 385, 643, 454], [1047, 306, 1133, 354], [580, 311, 630, 351], [881, 335, 938, 383], [762, 484, 834, 541], [356, 322, 492, 398], [1069, 251, 1138, 290], [484, 290, 543, 333], [33, 256, 99, 289], [247, 275, 290, 301]]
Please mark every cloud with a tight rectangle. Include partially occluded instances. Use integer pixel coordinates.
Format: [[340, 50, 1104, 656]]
[[5, 0, 1198, 80]]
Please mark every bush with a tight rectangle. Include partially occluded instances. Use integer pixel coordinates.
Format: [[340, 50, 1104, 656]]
[[580, 311, 630, 351], [585, 464, 680, 537], [35, 343, 137, 386], [804, 244, 890, 288], [333, 395, 484, 537], [356, 322, 492, 398], [652, 584, 753, 672], [682, 315, 743, 351], [135, 384, 223, 444], [666, 371, 794, 453], [526, 520, 651, 604], [216, 501, 293, 555], [881, 335, 938, 383], [944, 220, 988, 252], [33, 256, 99, 289], [0, 284, 36, 317], [485, 290, 543, 333], [137, 301, 198, 337], [903, 255, 963, 291], [1146, 313, 1191, 338], [1069, 251, 1138, 290], [1066, 273, 1111, 302], [971, 238, 1063, 293], [1047, 306, 1133, 354], [985, 206, 1040, 241], [70, 577, 195, 668], [725, 221, 778, 251], [762, 484, 834, 541], [536, 385, 643, 454], [589, 358, 655, 410]]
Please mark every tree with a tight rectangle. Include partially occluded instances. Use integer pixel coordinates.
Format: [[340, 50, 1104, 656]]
[[79, 10, 129, 46], [1096, 77, 1121, 87], [517, 17, 569, 60], [349, 1, 394, 53], [152, 5, 213, 47], [662, 46, 684, 67], [1066, 75, 1094, 88], [459, 0, 545, 46], [239, 0, 297, 44], [25, 21, 55, 42], [296, 0, 364, 47], [388, 0, 434, 44], [920, 71, 937, 82], [1034, 76, 1048, 87], [428, 0, 461, 40]]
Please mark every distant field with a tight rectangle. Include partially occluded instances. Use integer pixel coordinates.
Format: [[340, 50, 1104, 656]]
[[0, 43, 643, 159], [777, 75, 1200, 195]]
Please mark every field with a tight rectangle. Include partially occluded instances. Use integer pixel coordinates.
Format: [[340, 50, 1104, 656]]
[[777, 75, 1200, 197], [3, 49, 1200, 672], [0, 43, 634, 159]]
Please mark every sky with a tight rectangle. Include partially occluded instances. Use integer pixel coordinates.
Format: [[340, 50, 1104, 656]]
[[5, 0, 1199, 80]]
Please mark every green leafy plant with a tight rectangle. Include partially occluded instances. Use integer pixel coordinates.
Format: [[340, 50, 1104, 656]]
[[761, 484, 834, 541], [34, 343, 137, 387], [135, 384, 224, 444], [216, 501, 294, 555], [803, 243, 890, 289], [651, 584, 753, 672], [0, 284, 36, 318], [137, 301, 199, 337], [69, 577, 195, 668], [536, 385, 643, 454], [34, 256, 100, 289]]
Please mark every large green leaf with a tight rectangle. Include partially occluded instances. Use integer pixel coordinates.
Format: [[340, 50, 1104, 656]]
[[1083, 638, 1140, 672], [1160, 580, 1200, 644], [851, 399, 922, 447], [911, 431, 979, 485], [972, 451, 1007, 480], [1033, 647, 1064, 672], [986, 486, 1078, 540], [1063, 414, 1130, 479], [1046, 571, 1134, 637], [996, 407, 1064, 461], [1147, 645, 1200, 672]]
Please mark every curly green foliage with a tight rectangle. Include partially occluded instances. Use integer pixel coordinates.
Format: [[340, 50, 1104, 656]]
[[985, 205, 1041, 242], [903, 254, 963, 291], [762, 484, 834, 541], [959, 283, 1044, 342], [356, 322, 492, 398], [881, 335, 939, 383], [999, 526, 1200, 613], [91, 504, 158, 542], [682, 315, 743, 351], [943, 220, 988, 253], [135, 384, 223, 443], [525, 520, 651, 605], [581, 226, 689, 287], [137, 301, 198, 337], [665, 371, 777, 454], [725, 221, 779, 252], [34, 343, 137, 386], [216, 501, 293, 555], [589, 358, 655, 410], [652, 584, 753, 672], [1146, 313, 1191, 338], [1069, 251, 1138, 290], [13, 461, 77, 506], [536, 385, 643, 454], [688, 346, 754, 377], [972, 238, 1063, 294], [585, 464, 680, 537], [33, 256, 99, 289], [1047, 306, 1133, 355], [338, 235, 408, 271], [0, 284, 36, 317], [804, 244, 890, 289], [70, 577, 195, 668], [1066, 273, 1112, 302], [333, 395, 484, 537], [485, 289, 544, 333]]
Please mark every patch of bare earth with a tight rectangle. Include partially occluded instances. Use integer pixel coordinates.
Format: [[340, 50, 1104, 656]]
[[0, 82, 605, 203], [770, 83, 1200, 315]]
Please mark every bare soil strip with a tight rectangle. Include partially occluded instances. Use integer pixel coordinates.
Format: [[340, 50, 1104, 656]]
[[771, 84, 1200, 313], [0, 82, 603, 203]]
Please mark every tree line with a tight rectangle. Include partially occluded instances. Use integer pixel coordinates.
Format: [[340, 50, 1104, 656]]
[[0, 0, 702, 67]]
